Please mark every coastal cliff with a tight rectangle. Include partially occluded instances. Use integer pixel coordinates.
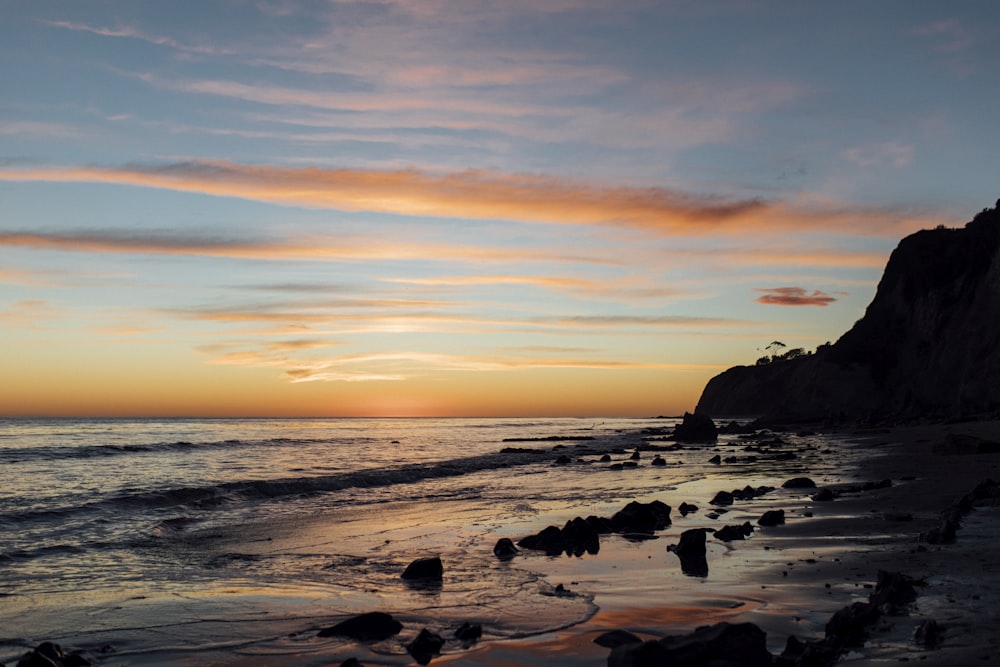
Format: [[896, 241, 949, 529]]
[[696, 201, 1000, 421]]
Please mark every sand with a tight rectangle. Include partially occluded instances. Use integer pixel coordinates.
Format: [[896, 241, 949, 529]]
[[441, 419, 1000, 666], [11, 420, 1000, 666]]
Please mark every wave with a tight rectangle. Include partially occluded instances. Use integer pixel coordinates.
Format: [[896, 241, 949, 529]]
[[0, 436, 360, 464], [0, 440, 615, 527]]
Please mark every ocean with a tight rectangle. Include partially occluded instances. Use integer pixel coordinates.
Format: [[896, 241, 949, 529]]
[[0, 417, 848, 666]]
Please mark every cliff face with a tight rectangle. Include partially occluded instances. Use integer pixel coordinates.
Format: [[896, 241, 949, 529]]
[[696, 202, 1000, 421]]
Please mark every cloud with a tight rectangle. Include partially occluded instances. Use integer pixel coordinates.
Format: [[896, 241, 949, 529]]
[[0, 161, 944, 237], [43, 20, 231, 55], [842, 142, 914, 169], [0, 230, 614, 265], [281, 350, 718, 383], [754, 287, 838, 307], [0, 299, 62, 328]]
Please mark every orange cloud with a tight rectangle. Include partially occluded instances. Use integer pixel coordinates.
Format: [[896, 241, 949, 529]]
[[0, 161, 945, 237], [754, 287, 838, 307]]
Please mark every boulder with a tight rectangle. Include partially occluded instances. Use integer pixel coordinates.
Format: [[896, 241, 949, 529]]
[[714, 522, 753, 542], [782, 477, 816, 489], [811, 488, 835, 501], [318, 612, 403, 641], [610, 500, 672, 533], [402, 556, 444, 581], [492, 538, 519, 560], [678, 502, 699, 515], [668, 528, 709, 577], [608, 622, 772, 667], [710, 490, 734, 506], [757, 509, 785, 527], [407, 628, 445, 665], [672, 412, 718, 442], [454, 622, 482, 642], [594, 629, 643, 649], [651, 455, 667, 466]]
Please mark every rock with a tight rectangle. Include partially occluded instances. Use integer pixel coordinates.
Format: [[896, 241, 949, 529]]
[[600, 453, 612, 462], [710, 490, 734, 506], [914, 619, 942, 648], [672, 412, 718, 442], [678, 502, 698, 515], [555, 454, 572, 465], [811, 488, 835, 501], [454, 622, 482, 642], [825, 601, 877, 647], [15, 643, 90, 667], [757, 509, 785, 527], [493, 538, 519, 560], [339, 659, 361, 667], [608, 622, 772, 667], [714, 522, 753, 542], [594, 629, 643, 649], [610, 500, 672, 533], [608, 639, 671, 667], [708, 454, 722, 464], [402, 556, 444, 581], [318, 612, 404, 640], [782, 477, 816, 489], [668, 528, 709, 577], [407, 628, 445, 665], [517, 518, 600, 556], [630, 450, 641, 460], [651, 455, 666, 466]]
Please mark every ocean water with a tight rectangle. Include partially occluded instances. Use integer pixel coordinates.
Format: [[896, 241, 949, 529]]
[[0, 417, 847, 665]]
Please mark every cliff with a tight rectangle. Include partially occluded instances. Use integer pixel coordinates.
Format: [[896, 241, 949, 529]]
[[695, 201, 1000, 421]]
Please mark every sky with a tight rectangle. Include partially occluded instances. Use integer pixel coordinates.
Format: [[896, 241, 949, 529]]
[[2, 1, 999, 418]]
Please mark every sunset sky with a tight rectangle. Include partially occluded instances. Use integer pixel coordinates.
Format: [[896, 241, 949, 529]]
[[2, 1, 998, 417]]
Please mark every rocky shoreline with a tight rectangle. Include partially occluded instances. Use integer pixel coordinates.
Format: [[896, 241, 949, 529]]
[[8, 416, 1000, 667]]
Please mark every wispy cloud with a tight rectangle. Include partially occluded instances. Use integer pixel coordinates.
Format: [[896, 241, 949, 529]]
[[280, 350, 719, 383], [0, 230, 612, 266], [0, 299, 62, 328], [754, 287, 838, 307], [0, 161, 944, 237], [43, 20, 232, 55], [842, 142, 914, 169]]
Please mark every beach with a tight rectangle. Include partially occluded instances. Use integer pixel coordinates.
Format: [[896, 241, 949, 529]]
[[3, 417, 1000, 666]]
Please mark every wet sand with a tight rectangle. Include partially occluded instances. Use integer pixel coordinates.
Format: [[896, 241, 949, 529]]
[[10, 420, 1000, 666], [444, 420, 1000, 666]]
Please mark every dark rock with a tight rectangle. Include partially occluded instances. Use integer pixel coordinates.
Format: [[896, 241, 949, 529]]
[[555, 454, 572, 465], [782, 477, 816, 489], [594, 629, 643, 649], [15, 643, 90, 667], [811, 488, 835, 501], [493, 538, 519, 560], [318, 612, 404, 641], [758, 509, 786, 527], [339, 659, 361, 667], [630, 450, 641, 460], [454, 621, 482, 642], [825, 601, 877, 647], [610, 500, 672, 533], [713, 522, 753, 542], [678, 502, 699, 515], [708, 454, 722, 464], [651, 455, 666, 466], [710, 490, 734, 506], [600, 453, 612, 462], [517, 518, 600, 556], [870, 570, 919, 613], [607, 639, 670, 667], [402, 556, 444, 581], [609, 622, 772, 667], [914, 619, 942, 648], [668, 528, 709, 577], [407, 628, 445, 665], [672, 412, 718, 442]]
